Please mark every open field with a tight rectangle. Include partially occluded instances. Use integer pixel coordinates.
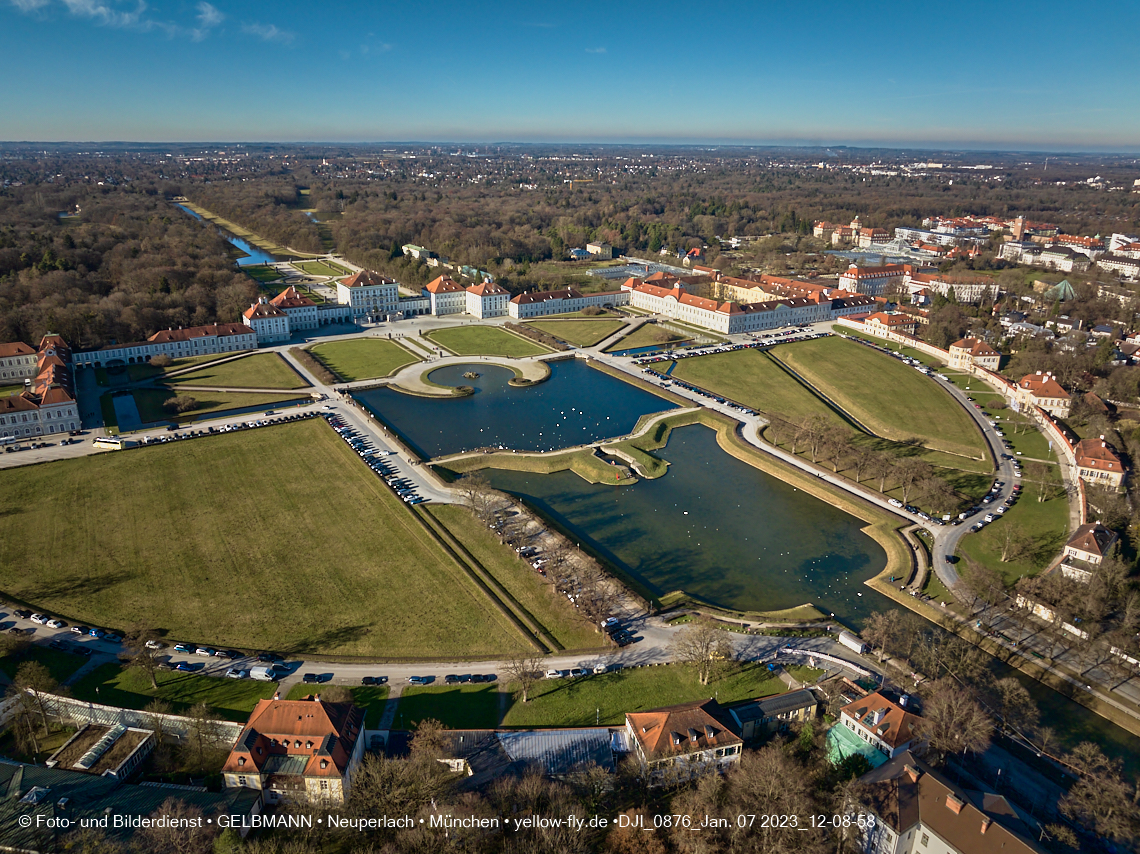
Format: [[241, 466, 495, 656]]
[[0, 419, 531, 657], [127, 389, 306, 424], [425, 326, 551, 358], [0, 384, 23, 397], [831, 328, 949, 368], [167, 353, 310, 390], [294, 260, 350, 279], [426, 505, 603, 651], [243, 264, 284, 284], [772, 337, 988, 459], [670, 348, 845, 423], [122, 353, 226, 384], [397, 663, 787, 729], [0, 647, 88, 684], [70, 664, 278, 722], [308, 338, 421, 381], [956, 476, 1070, 585], [523, 319, 624, 347], [605, 323, 691, 352]]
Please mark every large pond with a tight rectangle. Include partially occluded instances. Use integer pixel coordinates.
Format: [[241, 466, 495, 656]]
[[488, 425, 892, 625], [175, 203, 277, 266], [353, 359, 676, 458]]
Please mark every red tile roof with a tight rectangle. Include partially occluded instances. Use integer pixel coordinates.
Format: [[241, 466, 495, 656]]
[[0, 342, 35, 358], [243, 302, 287, 320], [1074, 437, 1124, 475], [841, 691, 922, 750], [1017, 372, 1069, 401], [147, 323, 254, 343], [1065, 522, 1118, 557], [270, 286, 317, 310], [339, 270, 396, 289], [466, 282, 510, 296], [627, 700, 741, 762], [424, 275, 465, 294], [222, 696, 364, 780]]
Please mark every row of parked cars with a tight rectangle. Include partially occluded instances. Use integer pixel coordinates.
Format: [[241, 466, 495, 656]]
[[145, 410, 318, 444], [325, 414, 425, 505], [13, 609, 122, 641]]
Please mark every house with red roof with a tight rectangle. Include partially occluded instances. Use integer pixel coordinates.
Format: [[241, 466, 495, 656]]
[[243, 298, 290, 343], [336, 270, 399, 316], [508, 287, 627, 319], [1073, 436, 1126, 488], [1014, 372, 1070, 418], [0, 334, 80, 440], [1060, 521, 1119, 582], [465, 281, 511, 319], [625, 700, 742, 783], [422, 275, 468, 316], [222, 695, 365, 806], [838, 691, 923, 761], [948, 338, 1001, 370], [0, 341, 38, 383], [864, 312, 918, 336]]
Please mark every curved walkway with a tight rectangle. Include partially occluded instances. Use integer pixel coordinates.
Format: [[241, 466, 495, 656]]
[[385, 354, 551, 397]]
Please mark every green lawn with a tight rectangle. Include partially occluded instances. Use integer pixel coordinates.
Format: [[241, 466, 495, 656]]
[[128, 389, 306, 424], [243, 265, 284, 284], [0, 647, 89, 684], [124, 353, 225, 384], [396, 663, 788, 730], [669, 348, 844, 423], [308, 338, 421, 381], [294, 260, 348, 279], [0, 384, 23, 397], [426, 326, 551, 358], [167, 354, 310, 390], [0, 419, 530, 658], [956, 477, 1071, 586], [523, 319, 625, 347], [69, 664, 278, 722], [284, 683, 390, 729], [772, 337, 988, 460], [427, 505, 603, 651], [605, 323, 691, 352]]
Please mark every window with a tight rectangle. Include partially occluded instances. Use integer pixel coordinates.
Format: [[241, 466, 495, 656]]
[[238, 775, 248, 786], [320, 780, 329, 790], [920, 833, 929, 847]]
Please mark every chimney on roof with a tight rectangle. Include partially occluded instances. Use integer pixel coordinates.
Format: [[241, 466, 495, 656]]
[[980, 817, 992, 834], [904, 764, 921, 783], [945, 794, 964, 815]]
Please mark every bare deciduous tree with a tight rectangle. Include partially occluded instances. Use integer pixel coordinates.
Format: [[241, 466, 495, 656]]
[[502, 653, 545, 703], [670, 623, 734, 686]]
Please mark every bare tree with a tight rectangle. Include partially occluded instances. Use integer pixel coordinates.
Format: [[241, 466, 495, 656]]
[[869, 453, 895, 493], [998, 522, 1033, 563], [183, 702, 227, 772], [1060, 744, 1140, 843], [502, 653, 545, 703], [861, 611, 900, 663], [960, 562, 1006, 620], [133, 797, 216, 854], [455, 472, 500, 523], [915, 679, 992, 763], [11, 661, 57, 739], [121, 625, 166, 689], [670, 623, 734, 686]]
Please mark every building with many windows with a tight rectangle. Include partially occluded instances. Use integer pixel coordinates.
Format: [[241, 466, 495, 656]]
[[1014, 372, 1071, 418], [0, 341, 37, 382], [839, 264, 909, 297], [625, 700, 742, 784], [223, 695, 365, 806], [336, 270, 399, 317], [465, 281, 512, 318], [0, 334, 80, 439], [948, 338, 1001, 370], [1074, 436, 1126, 488], [509, 287, 628, 318], [838, 691, 922, 761], [72, 324, 258, 368], [423, 275, 469, 316]]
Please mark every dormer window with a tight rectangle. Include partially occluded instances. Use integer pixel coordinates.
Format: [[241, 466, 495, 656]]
[[238, 757, 245, 766], [320, 759, 328, 769], [306, 741, 313, 750]]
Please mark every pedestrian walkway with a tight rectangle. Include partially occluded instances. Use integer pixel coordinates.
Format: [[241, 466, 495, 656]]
[[377, 683, 405, 730]]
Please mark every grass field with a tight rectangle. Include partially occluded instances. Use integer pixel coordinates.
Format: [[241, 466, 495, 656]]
[[523, 319, 624, 347], [123, 353, 224, 384], [70, 664, 278, 722], [956, 476, 1071, 585], [0, 647, 88, 684], [129, 389, 305, 424], [0, 384, 23, 397], [397, 663, 787, 729], [427, 505, 602, 651], [167, 354, 310, 390], [772, 337, 987, 459], [438, 447, 637, 486], [670, 348, 845, 423], [308, 338, 421, 381], [605, 323, 691, 352], [426, 326, 551, 358], [294, 260, 350, 278], [0, 419, 531, 657], [243, 265, 284, 284]]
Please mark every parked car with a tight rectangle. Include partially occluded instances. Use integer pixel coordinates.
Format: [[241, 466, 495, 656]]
[[568, 667, 588, 678], [408, 676, 431, 685], [175, 662, 195, 672], [302, 673, 320, 684], [29, 614, 46, 624], [544, 669, 562, 679], [225, 668, 249, 679], [46, 619, 67, 629], [145, 640, 166, 650], [195, 647, 216, 657], [444, 674, 461, 685], [173, 643, 194, 653]]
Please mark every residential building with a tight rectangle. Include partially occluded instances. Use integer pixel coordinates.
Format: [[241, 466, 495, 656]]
[[1014, 372, 1071, 418], [336, 270, 399, 316], [856, 227, 892, 248], [465, 281, 511, 319], [401, 244, 434, 260], [1054, 234, 1105, 257], [864, 312, 918, 336], [853, 751, 1047, 854], [813, 221, 836, 239], [1038, 245, 1091, 273], [1060, 521, 1119, 582], [625, 700, 742, 783], [509, 287, 627, 319], [587, 241, 614, 259], [1, 335, 80, 439], [948, 338, 1001, 370], [839, 264, 908, 297], [903, 269, 1000, 304], [1097, 252, 1140, 280], [838, 691, 922, 761], [222, 695, 365, 806], [568, 248, 591, 261], [0, 342, 37, 382], [726, 689, 817, 742], [1073, 436, 1126, 487], [832, 226, 855, 244], [423, 275, 468, 316]]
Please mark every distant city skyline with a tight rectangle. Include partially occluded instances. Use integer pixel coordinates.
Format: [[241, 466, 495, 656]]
[[3, 0, 1139, 152]]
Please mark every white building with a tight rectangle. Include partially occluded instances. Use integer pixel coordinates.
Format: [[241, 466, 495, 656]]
[[508, 287, 628, 319], [423, 275, 468, 316], [73, 324, 259, 368], [1, 335, 80, 439], [839, 264, 909, 297], [243, 299, 291, 343], [465, 281, 511, 319], [0, 341, 37, 382], [336, 270, 399, 316]]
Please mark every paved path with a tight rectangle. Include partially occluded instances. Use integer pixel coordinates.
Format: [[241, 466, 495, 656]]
[[384, 353, 551, 397]]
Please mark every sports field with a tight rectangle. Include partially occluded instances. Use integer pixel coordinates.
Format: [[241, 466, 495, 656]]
[[426, 326, 551, 358], [770, 337, 988, 459], [669, 348, 844, 423], [308, 338, 420, 381], [167, 353, 310, 389], [523, 319, 624, 347], [0, 420, 531, 657]]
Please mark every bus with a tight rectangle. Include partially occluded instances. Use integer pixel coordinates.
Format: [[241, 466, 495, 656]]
[[92, 437, 123, 450]]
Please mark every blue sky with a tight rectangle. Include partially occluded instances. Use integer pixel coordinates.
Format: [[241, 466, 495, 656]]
[[3, 0, 1139, 150]]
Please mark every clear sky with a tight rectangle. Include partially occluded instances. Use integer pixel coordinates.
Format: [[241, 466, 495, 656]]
[[3, 0, 1139, 151]]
